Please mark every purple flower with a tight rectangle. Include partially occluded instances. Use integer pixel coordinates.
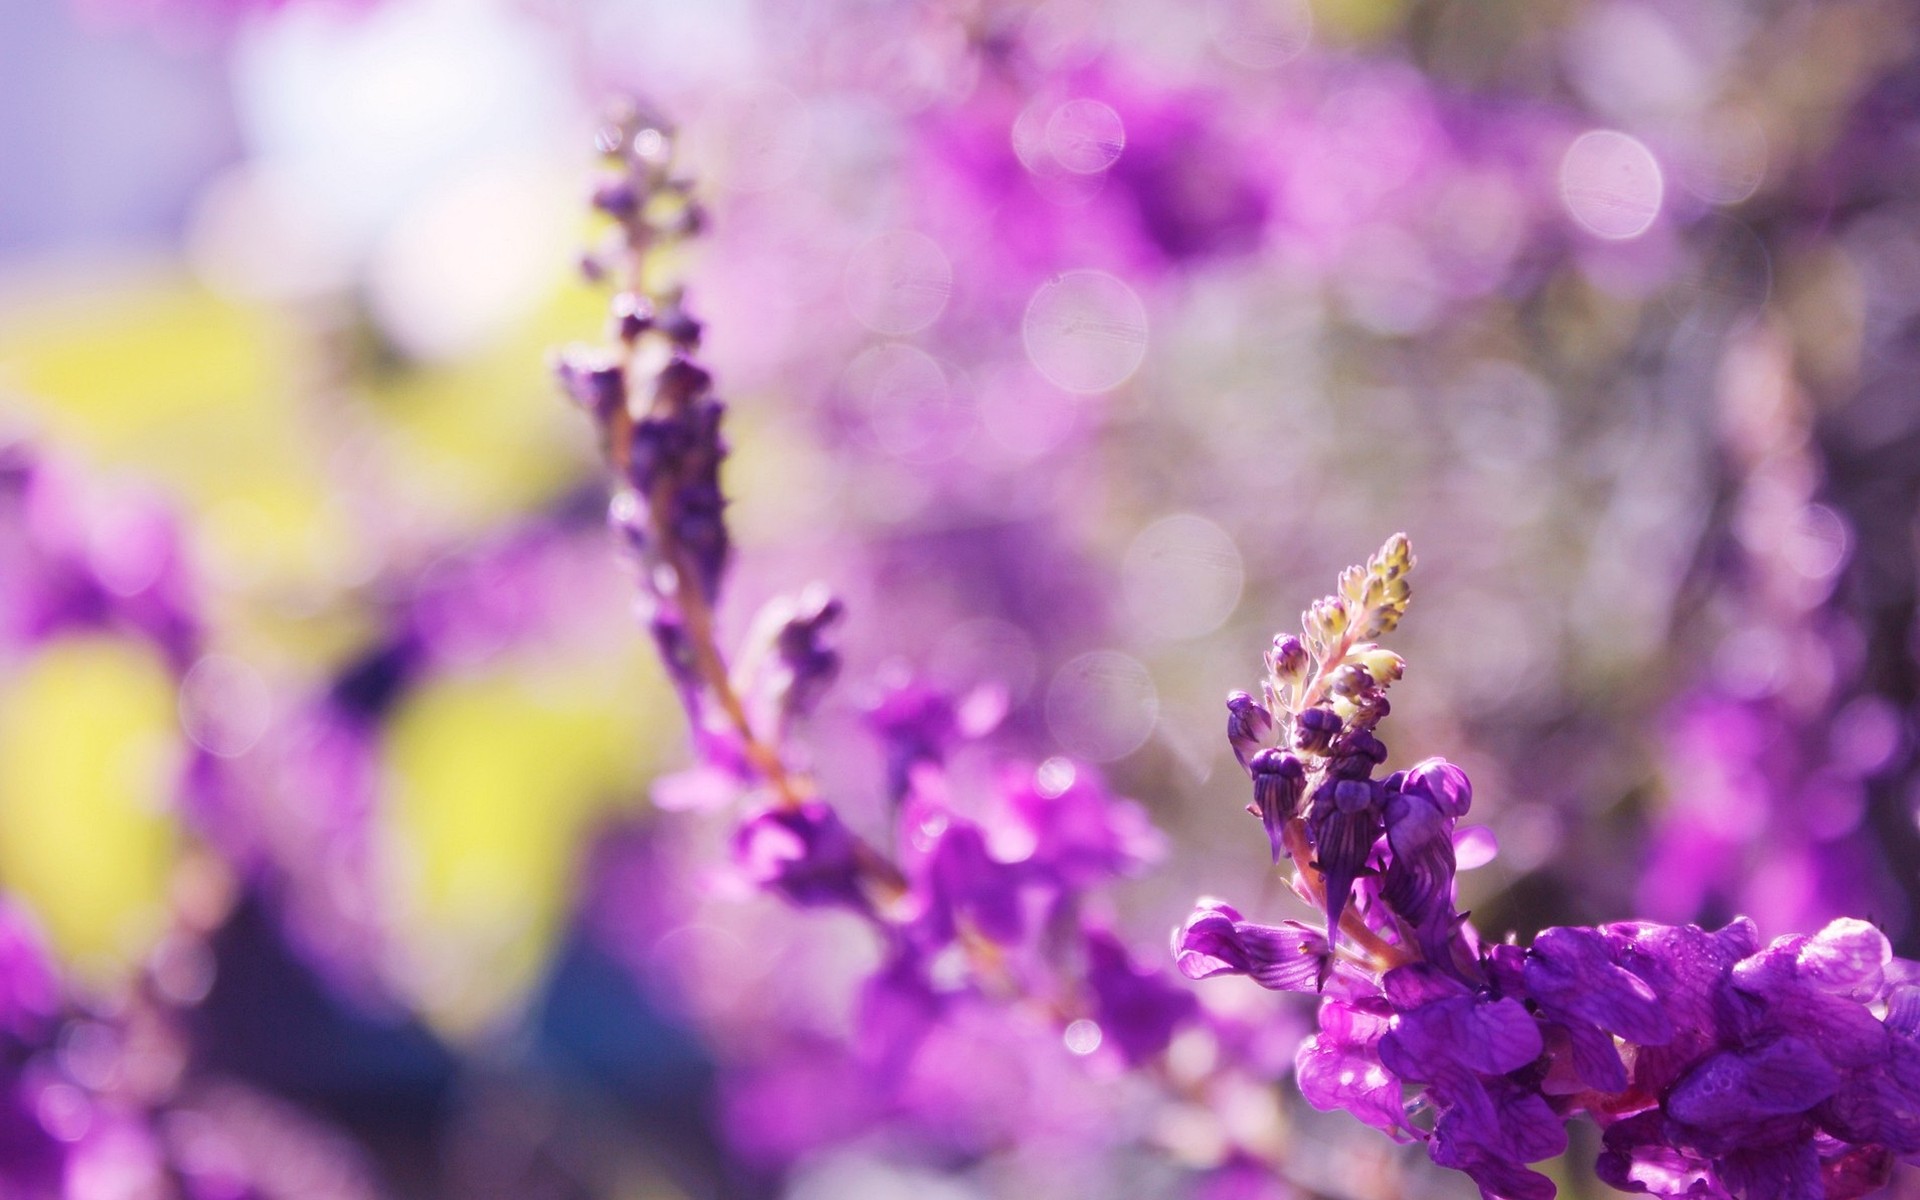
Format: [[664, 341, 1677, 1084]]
[[733, 803, 874, 913], [865, 681, 980, 802], [552, 349, 624, 421], [1226, 692, 1276, 769], [1666, 1037, 1841, 1127], [770, 586, 844, 724], [1379, 761, 1470, 971], [997, 762, 1164, 890], [1377, 966, 1542, 1081], [1305, 777, 1383, 943], [1525, 927, 1670, 1044], [1082, 929, 1197, 1066], [626, 385, 730, 603], [1291, 707, 1341, 754], [1247, 749, 1305, 865], [913, 820, 1025, 947], [855, 949, 947, 1075], [1172, 901, 1343, 995], [1294, 998, 1410, 1139]]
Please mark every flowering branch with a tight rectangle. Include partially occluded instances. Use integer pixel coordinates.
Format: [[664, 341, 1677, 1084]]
[[555, 102, 815, 812], [1181, 532, 1920, 1200]]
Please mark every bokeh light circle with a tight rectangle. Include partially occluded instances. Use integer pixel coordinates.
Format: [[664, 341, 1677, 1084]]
[[1560, 130, 1664, 240], [1022, 270, 1149, 394], [844, 231, 954, 335], [1045, 650, 1158, 762], [1121, 514, 1245, 640], [1045, 100, 1126, 174]]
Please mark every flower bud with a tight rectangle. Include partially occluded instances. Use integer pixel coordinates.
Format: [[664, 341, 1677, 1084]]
[[1250, 750, 1307, 863], [1226, 692, 1277, 769], [612, 291, 655, 342], [1355, 645, 1405, 686], [1266, 635, 1310, 687], [1294, 707, 1342, 754], [1328, 663, 1375, 699], [1305, 597, 1350, 649]]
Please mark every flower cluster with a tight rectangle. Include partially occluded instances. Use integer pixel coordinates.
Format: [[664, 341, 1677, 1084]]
[[1178, 537, 1920, 1200], [556, 106, 1211, 1170]]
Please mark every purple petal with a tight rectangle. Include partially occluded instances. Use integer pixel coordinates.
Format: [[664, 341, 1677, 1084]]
[[1384, 994, 1542, 1079], [1172, 901, 1333, 993], [1596, 1112, 1725, 1199], [1667, 1037, 1841, 1128], [921, 821, 1024, 945], [1453, 825, 1499, 870], [1084, 930, 1199, 1066], [1294, 999, 1411, 1139], [1796, 919, 1892, 998], [1248, 749, 1305, 864], [1226, 691, 1276, 769], [856, 950, 945, 1073], [1556, 1018, 1629, 1095], [1402, 757, 1473, 818], [1000, 763, 1165, 888], [1524, 926, 1672, 1046], [732, 803, 871, 912], [1380, 784, 1460, 966], [1308, 783, 1382, 942], [1717, 1139, 1823, 1200]]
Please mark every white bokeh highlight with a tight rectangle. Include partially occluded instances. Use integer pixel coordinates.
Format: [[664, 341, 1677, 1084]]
[[1046, 650, 1158, 763], [1560, 129, 1664, 241], [1022, 270, 1149, 394], [844, 231, 954, 335], [1121, 514, 1245, 640]]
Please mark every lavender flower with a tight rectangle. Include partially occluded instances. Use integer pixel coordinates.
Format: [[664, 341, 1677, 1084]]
[[1178, 537, 1920, 1199], [558, 106, 1214, 1178]]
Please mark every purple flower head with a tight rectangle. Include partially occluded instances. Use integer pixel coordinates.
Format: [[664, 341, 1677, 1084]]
[[995, 760, 1164, 890], [626, 388, 729, 603], [864, 680, 1003, 803], [1379, 767, 1466, 972], [1226, 691, 1276, 768], [1306, 778, 1383, 944], [770, 586, 845, 724], [1292, 707, 1341, 754], [1082, 929, 1199, 1066], [912, 819, 1025, 947], [1172, 900, 1346, 995], [1247, 749, 1305, 864], [732, 803, 874, 914], [552, 349, 625, 421]]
